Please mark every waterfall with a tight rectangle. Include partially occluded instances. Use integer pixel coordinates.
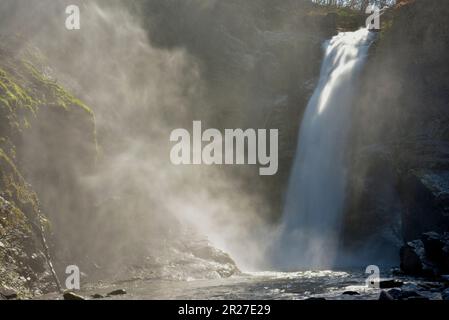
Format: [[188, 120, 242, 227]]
[[276, 28, 375, 269]]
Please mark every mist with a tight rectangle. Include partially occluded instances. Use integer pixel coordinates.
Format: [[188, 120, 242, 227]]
[[0, 0, 279, 276]]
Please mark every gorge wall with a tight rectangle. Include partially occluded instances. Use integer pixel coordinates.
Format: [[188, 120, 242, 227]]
[[0, 37, 97, 296], [0, 0, 337, 296], [2, 0, 449, 298], [343, 0, 449, 266]]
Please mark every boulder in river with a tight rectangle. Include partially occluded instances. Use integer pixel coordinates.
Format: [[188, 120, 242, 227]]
[[107, 289, 127, 296], [63, 291, 85, 300], [379, 279, 404, 289], [400, 232, 449, 277], [400, 239, 437, 277], [421, 232, 449, 273], [386, 289, 421, 300], [0, 287, 18, 300], [378, 290, 394, 301], [441, 288, 449, 300]]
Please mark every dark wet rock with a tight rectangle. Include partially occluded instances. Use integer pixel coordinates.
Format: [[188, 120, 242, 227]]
[[391, 267, 405, 276], [305, 297, 326, 301], [63, 291, 85, 301], [190, 240, 234, 265], [422, 232, 445, 259], [189, 240, 240, 278], [399, 169, 449, 242], [442, 288, 449, 300], [421, 232, 449, 273], [400, 240, 437, 276], [407, 296, 430, 301], [379, 290, 394, 301], [0, 287, 18, 300], [400, 232, 449, 277], [387, 289, 421, 300], [417, 282, 445, 291], [342, 291, 360, 296], [385, 289, 402, 300], [107, 289, 127, 296], [91, 293, 104, 299], [379, 279, 404, 289]]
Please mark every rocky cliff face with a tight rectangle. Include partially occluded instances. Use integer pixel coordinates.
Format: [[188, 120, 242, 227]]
[[343, 0, 449, 265], [0, 37, 97, 297]]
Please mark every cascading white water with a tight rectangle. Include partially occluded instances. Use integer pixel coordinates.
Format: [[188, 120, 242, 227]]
[[276, 28, 375, 269]]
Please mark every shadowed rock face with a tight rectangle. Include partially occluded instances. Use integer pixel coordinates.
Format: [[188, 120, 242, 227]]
[[399, 169, 449, 241], [343, 0, 449, 264], [400, 232, 449, 277]]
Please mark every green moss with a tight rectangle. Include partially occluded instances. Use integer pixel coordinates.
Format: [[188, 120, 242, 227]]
[[308, 5, 365, 24], [0, 58, 94, 140], [0, 40, 97, 297], [22, 61, 94, 115], [0, 67, 39, 134], [0, 49, 96, 219], [0, 68, 38, 111], [0, 148, 39, 216]]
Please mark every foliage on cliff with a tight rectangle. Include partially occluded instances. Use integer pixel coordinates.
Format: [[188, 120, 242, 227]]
[[0, 38, 96, 298]]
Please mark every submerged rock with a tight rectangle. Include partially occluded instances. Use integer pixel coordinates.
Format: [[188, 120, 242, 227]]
[[442, 288, 449, 300], [379, 279, 404, 289], [379, 290, 394, 301], [0, 287, 18, 300], [400, 232, 449, 277], [63, 292, 85, 301], [107, 289, 127, 296], [386, 289, 421, 300], [421, 232, 449, 274], [400, 240, 436, 276], [399, 170, 449, 241]]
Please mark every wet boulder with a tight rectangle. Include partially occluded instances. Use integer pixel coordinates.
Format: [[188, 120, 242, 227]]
[[379, 290, 394, 301], [107, 289, 127, 296], [189, 240, 240, 278], [0, 287, 18, 300], [442, 288, 449, 300], [400, 240, 437, 277], [421, 232, 449, 274], [386, 289, 422, 300], [379, 279, 404, 289], [399, 169, 449, 241], [63, 291, 85, 300], [400, 232, 449, 277]]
